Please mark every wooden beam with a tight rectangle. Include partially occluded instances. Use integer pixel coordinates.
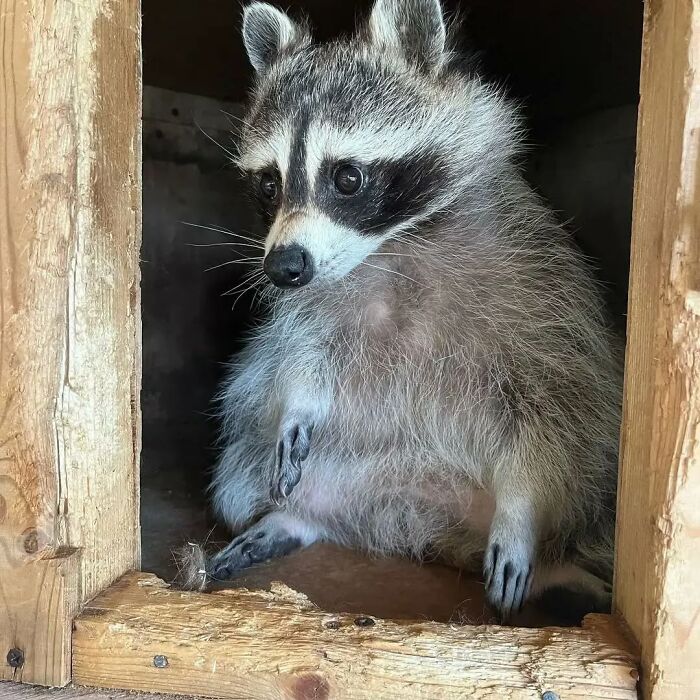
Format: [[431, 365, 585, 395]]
[[73, 572, 639, 699], [614, 0, 700, 698], [0, 0, 142, 685]]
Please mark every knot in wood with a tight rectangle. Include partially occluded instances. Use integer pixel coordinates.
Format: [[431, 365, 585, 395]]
[[22, 528, 39, 554]]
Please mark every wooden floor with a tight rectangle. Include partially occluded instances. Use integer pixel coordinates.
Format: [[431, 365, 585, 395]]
[[140, 472, 559, 628], [210, 542, 561, 627]]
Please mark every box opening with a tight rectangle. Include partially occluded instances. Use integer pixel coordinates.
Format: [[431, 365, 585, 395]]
[[140, 0, 642, 626]]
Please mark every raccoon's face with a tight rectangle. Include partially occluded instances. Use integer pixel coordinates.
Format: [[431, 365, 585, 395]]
[[239, 0, 515, 288]]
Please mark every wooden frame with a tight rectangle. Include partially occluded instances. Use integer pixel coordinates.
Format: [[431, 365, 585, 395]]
[[0, 0, 141, 688], [0, 0, 697, 697], [613, 0, 700, 695]]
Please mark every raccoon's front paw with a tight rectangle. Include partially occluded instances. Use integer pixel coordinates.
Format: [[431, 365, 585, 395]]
[[483, 537, 534, 620], [207, 526, 301, 580], [271, 423, 313, 503]]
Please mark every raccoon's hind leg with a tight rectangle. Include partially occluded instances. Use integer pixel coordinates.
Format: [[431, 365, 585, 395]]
[[529, 562, 613, 625], [483, 494, 538, 620], [207, 511, 322, 581], [435, 529, 611, 624], [529, 530, 615, 623]]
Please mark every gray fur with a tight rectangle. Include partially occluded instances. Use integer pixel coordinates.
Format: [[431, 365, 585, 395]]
[[208, 0, 622, 617]]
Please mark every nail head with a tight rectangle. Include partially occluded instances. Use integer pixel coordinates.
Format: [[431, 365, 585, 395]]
[[353, 616, 375, 627], [153, 654, 169, 668], [542, 692, 560, 700], [324, 619, 341, 630], [7, 648, 24, 668]]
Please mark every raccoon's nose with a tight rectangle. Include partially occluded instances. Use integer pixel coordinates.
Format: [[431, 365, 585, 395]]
[[263, 244, 314, 288]]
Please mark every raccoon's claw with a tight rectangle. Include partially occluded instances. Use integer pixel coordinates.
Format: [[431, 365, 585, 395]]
[[483, 541, 534, 620], [207, 523, 301, 580], [271, 423, 313, 503]]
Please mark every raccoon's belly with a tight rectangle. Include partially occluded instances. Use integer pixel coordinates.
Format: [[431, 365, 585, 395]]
[[409, 480, 496, 536], [289, 456, 495, 539], [453, 487, 496, 535]]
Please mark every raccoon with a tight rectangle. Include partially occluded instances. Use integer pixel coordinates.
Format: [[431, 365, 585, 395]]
[[205, 0, 622, 619]]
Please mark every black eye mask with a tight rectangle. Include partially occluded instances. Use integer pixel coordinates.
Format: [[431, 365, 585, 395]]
[[314, 152, 448, 234]]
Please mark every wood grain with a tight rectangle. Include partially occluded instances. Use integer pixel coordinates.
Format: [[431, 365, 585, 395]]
[[0, 0, 142, 685], [614, 0, 700, 698], [0, 681, 189, 700], [72, 572, 639, 700]]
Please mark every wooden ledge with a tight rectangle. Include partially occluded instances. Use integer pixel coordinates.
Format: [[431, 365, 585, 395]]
[[72, 572, 639, 699]]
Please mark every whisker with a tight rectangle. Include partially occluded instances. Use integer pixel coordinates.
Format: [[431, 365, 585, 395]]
[[204, 258, 262, 273], [361, 261, 417, 284], [220, 109, 246, 127], [232, 275, 268, 310], [180, 221, 264, 248], [368, 251, 415, 258], [195, 122, 238, 161], [186, 242, 263, 250], [220, 110, 266, 140], [222, 270, 266, 296]]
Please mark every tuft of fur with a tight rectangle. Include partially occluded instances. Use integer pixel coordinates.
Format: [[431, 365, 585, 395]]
[[206, 0, 623, 617], [172, 543, 210, 592]]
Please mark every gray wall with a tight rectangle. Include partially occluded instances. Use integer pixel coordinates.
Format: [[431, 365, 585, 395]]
[[141, 87, 258, 570], [529, 105, 637, 328]]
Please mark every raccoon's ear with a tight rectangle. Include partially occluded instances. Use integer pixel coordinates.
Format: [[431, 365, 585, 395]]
[[242, 2, 310, 74], [368, 0, 447, 70]]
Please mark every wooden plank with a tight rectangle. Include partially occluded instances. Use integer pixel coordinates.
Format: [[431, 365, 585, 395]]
[[0, 0, 142, 686], [614, 0, 700, 698], [0, 679, 189, 700], [73, 572, 639, 700], [0, 475, 81, 684]]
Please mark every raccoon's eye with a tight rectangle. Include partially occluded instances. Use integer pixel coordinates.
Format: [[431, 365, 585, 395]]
[[333, 164, 364, 196], [259, 172, 279, 201]]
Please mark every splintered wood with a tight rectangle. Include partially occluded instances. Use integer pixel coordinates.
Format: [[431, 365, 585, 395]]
[[72, 573, 639, 700], [614, 0, 700, 698], [0, 0, 142, 686]]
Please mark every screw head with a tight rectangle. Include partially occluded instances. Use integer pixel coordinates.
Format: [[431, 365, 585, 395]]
[[7, 648, 24, 668], [153, 654, 169, 668], [353, 616, 375, 628]]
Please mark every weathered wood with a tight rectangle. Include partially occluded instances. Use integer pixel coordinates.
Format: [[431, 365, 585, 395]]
[[72, 572, 639, 700], [0, 0, 142, 686], [614, 0, 700, 698], [0, 680, 186, 700]]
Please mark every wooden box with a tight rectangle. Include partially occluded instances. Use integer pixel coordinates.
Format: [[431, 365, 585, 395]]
[[1, 1, 698, 697]]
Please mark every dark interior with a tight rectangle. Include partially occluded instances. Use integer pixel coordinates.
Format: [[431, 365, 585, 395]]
[[140, 0, 642, 625]]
